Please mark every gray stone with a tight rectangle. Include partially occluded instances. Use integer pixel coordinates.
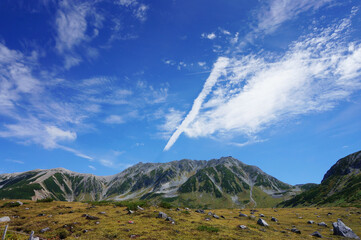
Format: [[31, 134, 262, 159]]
[[40, 227, 50, 233], [98, 211, 106, 214], [257, 218, 269, 227], [271, 217, 278, 222], [137, 206, 144, 211], [195, 209, 205, 214], [332, 219, 360, 239], [239, 225, 247, 229], [311, 231, 322, 238], [291, 228, 301, 234], [0, 216, 10, 222], [16, 201, 23, 206], [259, 214, 265, 217], [318, 222, 327, 227], [213, 214, 220, 219], [157, 212, 168, 219], [308, 220, 314, 224], [207, 212, 213, 216], [127, 210, 134, 214], [86, 215, 99, 220], [239, 213, 248, 217]]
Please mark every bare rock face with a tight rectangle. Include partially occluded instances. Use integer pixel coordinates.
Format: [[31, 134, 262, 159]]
[[332, 219, 360, 239], [157, 212, 168, 219]]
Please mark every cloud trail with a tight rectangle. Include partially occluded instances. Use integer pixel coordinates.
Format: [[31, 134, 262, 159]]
[[163, 57, 229, 151]]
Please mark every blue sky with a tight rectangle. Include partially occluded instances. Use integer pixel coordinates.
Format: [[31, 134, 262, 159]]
[[1, 0, 361, 185]]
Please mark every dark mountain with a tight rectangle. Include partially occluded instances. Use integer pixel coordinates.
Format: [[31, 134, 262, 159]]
[[280, 150, 361, 207]]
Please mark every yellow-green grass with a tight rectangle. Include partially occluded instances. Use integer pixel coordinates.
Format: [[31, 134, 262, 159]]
[[0, 200, 360, 239]]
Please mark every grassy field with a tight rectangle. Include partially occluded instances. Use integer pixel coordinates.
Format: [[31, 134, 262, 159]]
[[0, 200, 360, 239]]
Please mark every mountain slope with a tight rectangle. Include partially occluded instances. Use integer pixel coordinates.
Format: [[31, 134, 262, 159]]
[[280, 150, 361, 207], [0, 157, 307, 208]]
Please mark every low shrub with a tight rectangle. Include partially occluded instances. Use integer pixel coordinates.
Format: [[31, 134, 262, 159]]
[[2, 201, 21, 208]]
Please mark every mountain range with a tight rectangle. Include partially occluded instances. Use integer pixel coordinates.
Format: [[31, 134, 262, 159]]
[[1, 151, 360, 208]]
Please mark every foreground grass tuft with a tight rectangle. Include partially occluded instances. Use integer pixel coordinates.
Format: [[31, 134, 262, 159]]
[[197, 225, 219, 232]]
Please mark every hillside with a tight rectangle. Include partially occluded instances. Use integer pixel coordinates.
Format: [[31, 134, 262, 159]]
[[280, 150, 361, 207], [0, 157, 306, 208]]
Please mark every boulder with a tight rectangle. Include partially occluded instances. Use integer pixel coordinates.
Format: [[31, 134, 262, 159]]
[[271, 217, 278, 222], [318, 222, 327, 227], [175, 208, 181, 211], [207, 212, 213, 216], [221, 215, 225, 219], [239, 213, 248, 217], [291, 228, 301, 234], [0, 216, 11, 222], [86, 215, 99, 220], [137, 206, 144, 211], [127, 210, 134, 214], [307, 220, 314, 224], [311, 231, 322, 238], [157, 212, 168, 219], [332, 219, 360, 239], [213, 214, 220, 219], [259, 214, 265, 217], [257, 218, 269, 227], [239, 225, 247, 229]]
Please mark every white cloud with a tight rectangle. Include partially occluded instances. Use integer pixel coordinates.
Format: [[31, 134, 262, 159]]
[[165, 14, 361, 150], [159, 108, 185, 139], [164, 57, 229, 151], [55, 0, 91, 53], [88, 165, 96, 170], [100, 159, 115, 167], [198, 62, 206, 67], [201, 32, 216, 40], [134, 4, 149, 22], [104, 115, 125, 124], [256, 0, 333, 35]]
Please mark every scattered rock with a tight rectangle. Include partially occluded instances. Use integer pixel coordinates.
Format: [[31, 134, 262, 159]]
[[271, 217, 278, 222], [0, 216, 11, 222], [311, 231, 322, 238], [83, 230, 88, 233], [239, 213, 248, 217], [81, 214, 87, 217], [68, 211, 74, 213], [239, 225, 247, 229], [205, 218, 211, 221], [95, 221, 100, 225], [327, 212, 333, 216], [86, 215, 99, 220], [257, 218, 269, 227], [332, 219, 360, 239], [185, 208, 190, 210], [308, 220, 314, 224], [127, 210, 134, 214], [157, 212, 168, 219], [291, 228, 301, 234], [98, 212, 106, 214], [25, 208, 29, 210], [259, 214, 265, 217], [195, 209, 205, 214], [176, 208, 181, 211], [37, 213, 46, 217], [137, 206, 144, 211], [40, 227, 50, 233], [207, 212, 213, 216], [221, 215, 225, 219], [165, 216, 174, 222], [16, 201, 23, 206], [130, 234, 140, 238], [318, 222, 327, 227], [213, 214, 220, 219]]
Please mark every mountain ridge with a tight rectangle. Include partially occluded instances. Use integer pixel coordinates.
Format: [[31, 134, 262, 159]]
[[0, 156, 305, 208]]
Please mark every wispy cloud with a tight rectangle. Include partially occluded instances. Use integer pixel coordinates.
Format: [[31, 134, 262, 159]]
[[88, 165, 96, 170], [104, 115, 125, 124], [164, 11, 361, 150], [201, 32, 216, 40], [5, 159, 25, 164]]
